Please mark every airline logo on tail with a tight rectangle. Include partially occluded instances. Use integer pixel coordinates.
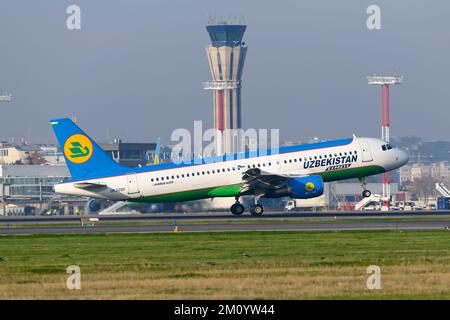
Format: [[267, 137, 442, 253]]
[[63, 134, 93, 164]]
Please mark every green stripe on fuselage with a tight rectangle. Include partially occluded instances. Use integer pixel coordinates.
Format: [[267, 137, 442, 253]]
[[130, 165, 385, 203], [131, 184, 242, 204], [318, 165, 385, 182]]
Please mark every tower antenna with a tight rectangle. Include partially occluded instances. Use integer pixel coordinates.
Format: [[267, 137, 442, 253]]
[[367, 74, 403, 210]]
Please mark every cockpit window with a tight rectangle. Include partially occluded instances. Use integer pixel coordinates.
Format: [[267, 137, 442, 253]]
[[386, 144, 393, 150], [382, 145, 387, 151], [382, 144, 393, 151]]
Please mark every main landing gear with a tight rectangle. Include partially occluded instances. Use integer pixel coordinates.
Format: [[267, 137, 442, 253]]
[[249, 204, 264, 216], [230, 202, 245, 215], [229, 196, 265, 216], [359, 177, 372, 198], [230, 196, 245, 216], [250, 192, 265, 216]]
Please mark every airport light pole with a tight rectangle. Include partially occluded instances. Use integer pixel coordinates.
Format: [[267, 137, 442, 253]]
[[0, 93, 12, 215], [1, 182, 8, 216], [1, 93, 12, 165], [367, 75, 403, 210]]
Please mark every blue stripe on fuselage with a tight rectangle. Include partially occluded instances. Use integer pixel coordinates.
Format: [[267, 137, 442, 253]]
[[64, 138, 353, 183]]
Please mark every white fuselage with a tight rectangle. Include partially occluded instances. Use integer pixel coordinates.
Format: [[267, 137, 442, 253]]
[[54, 137, 408, 202]]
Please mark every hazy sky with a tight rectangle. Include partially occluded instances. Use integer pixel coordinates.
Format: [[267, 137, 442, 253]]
[[0, 0, 448, 144]]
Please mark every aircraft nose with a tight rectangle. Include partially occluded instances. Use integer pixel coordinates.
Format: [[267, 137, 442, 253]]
[[396, 149, 409, 166]]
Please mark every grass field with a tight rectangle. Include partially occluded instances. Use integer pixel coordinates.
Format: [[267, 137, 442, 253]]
[[1, 230, 450, 299]]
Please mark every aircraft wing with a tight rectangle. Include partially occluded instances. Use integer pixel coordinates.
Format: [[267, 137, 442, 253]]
[[73, 182, 107, 190], [240, 168, 307, 194]]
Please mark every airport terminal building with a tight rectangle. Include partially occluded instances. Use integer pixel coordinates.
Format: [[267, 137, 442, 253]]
[[0, 165, 70, 215], [0, 139, 162, 215], [100, 140, 157, 167]]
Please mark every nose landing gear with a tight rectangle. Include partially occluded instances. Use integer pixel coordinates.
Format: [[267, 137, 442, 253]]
[[359, 177, 372, 198], [362, 189, 372, 198]]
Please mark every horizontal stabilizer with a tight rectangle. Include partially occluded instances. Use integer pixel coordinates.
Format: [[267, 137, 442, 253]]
[[74, 182, 107, 190]]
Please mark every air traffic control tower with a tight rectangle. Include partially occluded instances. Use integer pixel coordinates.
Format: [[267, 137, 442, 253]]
[[203, 23, 247, 155]]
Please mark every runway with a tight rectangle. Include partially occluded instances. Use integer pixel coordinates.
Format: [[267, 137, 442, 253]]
[[1, 219, 450, 235], [1, 210, 450, 223]]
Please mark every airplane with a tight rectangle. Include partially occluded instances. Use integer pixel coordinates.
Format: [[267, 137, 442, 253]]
[[0, 93, 12, 102], [50, 118, 409, 216]]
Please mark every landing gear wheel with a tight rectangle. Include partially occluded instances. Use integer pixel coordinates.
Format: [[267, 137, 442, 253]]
[[230, 203, 245, 216], [362, 190, 371, 198], [250, 204, 264, 216]]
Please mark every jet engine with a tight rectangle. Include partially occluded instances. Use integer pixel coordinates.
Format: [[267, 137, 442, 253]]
[[265, 175, 324, 199], [287, 175, 324, 199], [86, 198, 103, 213]]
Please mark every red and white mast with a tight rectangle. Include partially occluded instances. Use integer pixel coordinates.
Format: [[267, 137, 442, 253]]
[[367, 75, 403, 210]]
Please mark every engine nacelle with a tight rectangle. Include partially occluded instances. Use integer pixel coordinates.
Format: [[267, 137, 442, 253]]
[[87, 198, 102, 212], [287, 175, 324, 199], [265, 175, 324, 199]]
